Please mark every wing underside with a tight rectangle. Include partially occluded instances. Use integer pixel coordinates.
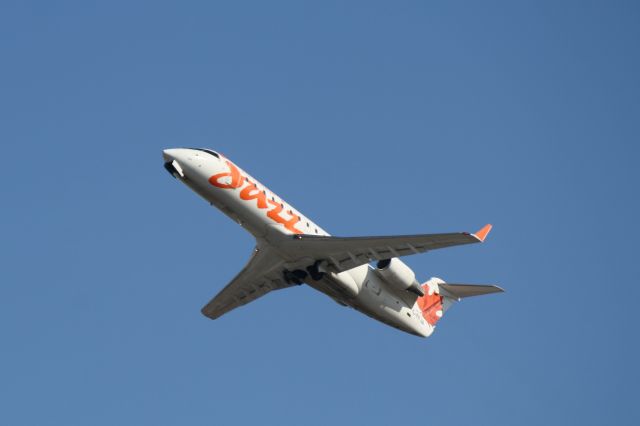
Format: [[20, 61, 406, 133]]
[[201, 247, 294, 319], [279, 224, 492, 273]]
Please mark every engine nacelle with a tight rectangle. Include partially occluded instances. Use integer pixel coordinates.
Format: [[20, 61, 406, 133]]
[[376, 258, 424, 296]]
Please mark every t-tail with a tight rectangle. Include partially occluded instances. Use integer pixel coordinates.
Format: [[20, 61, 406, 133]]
[[417, 277, 504, 329]]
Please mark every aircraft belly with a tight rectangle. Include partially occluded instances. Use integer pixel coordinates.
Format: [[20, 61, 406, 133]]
[[352, 272, 431, 337], [307, 265, 429, 336]]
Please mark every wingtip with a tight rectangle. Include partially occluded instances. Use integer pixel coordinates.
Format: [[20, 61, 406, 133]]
[[200, 306, 219, 320], [473, 224, 493, 242]]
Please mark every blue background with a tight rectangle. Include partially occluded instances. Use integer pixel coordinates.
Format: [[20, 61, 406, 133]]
[[2, 1, 638, 424]]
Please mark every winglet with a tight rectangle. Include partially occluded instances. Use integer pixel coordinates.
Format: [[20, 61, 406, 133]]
[[472, 224, 492, 242]]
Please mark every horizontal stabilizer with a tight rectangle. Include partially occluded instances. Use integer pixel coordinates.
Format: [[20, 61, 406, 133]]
[[438, 283, 504, 300]]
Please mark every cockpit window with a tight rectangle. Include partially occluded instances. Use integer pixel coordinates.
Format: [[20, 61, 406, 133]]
[[191, 148, 219, 158]]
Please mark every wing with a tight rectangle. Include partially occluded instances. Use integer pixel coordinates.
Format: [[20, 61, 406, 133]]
[[201, 246, 294, 320], [280, 224, 493, 273]]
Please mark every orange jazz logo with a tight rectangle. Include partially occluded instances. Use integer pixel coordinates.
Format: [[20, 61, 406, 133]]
[[208, 160, 304, 234]]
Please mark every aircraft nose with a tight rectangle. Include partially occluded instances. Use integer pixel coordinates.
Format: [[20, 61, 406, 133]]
[[163, 148, 186, 178], [162, 148, 181, 162]]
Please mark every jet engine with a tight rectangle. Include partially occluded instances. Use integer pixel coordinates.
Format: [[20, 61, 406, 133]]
[[376, 258, 424, 296]]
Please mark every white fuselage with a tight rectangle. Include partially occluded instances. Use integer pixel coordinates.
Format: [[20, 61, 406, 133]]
[[163, 148, 433, 337]]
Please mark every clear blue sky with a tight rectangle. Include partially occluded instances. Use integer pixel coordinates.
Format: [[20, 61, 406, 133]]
[[1, 1, 638, 425]]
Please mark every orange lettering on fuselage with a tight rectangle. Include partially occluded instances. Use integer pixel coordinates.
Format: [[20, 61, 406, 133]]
[[209, 160, 304, 234], [208, 160, 243, 189], [266, 200, 303, 234], [239, 185, 268, 209]]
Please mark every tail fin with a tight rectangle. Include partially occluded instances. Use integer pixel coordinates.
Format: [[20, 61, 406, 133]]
[[417, 278, 503, 326]]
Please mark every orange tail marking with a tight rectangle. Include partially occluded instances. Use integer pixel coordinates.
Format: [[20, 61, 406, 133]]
[[417, 286, 444, 326]]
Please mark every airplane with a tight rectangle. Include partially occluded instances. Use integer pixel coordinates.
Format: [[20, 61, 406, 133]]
[[163, 148, 502, 337]]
